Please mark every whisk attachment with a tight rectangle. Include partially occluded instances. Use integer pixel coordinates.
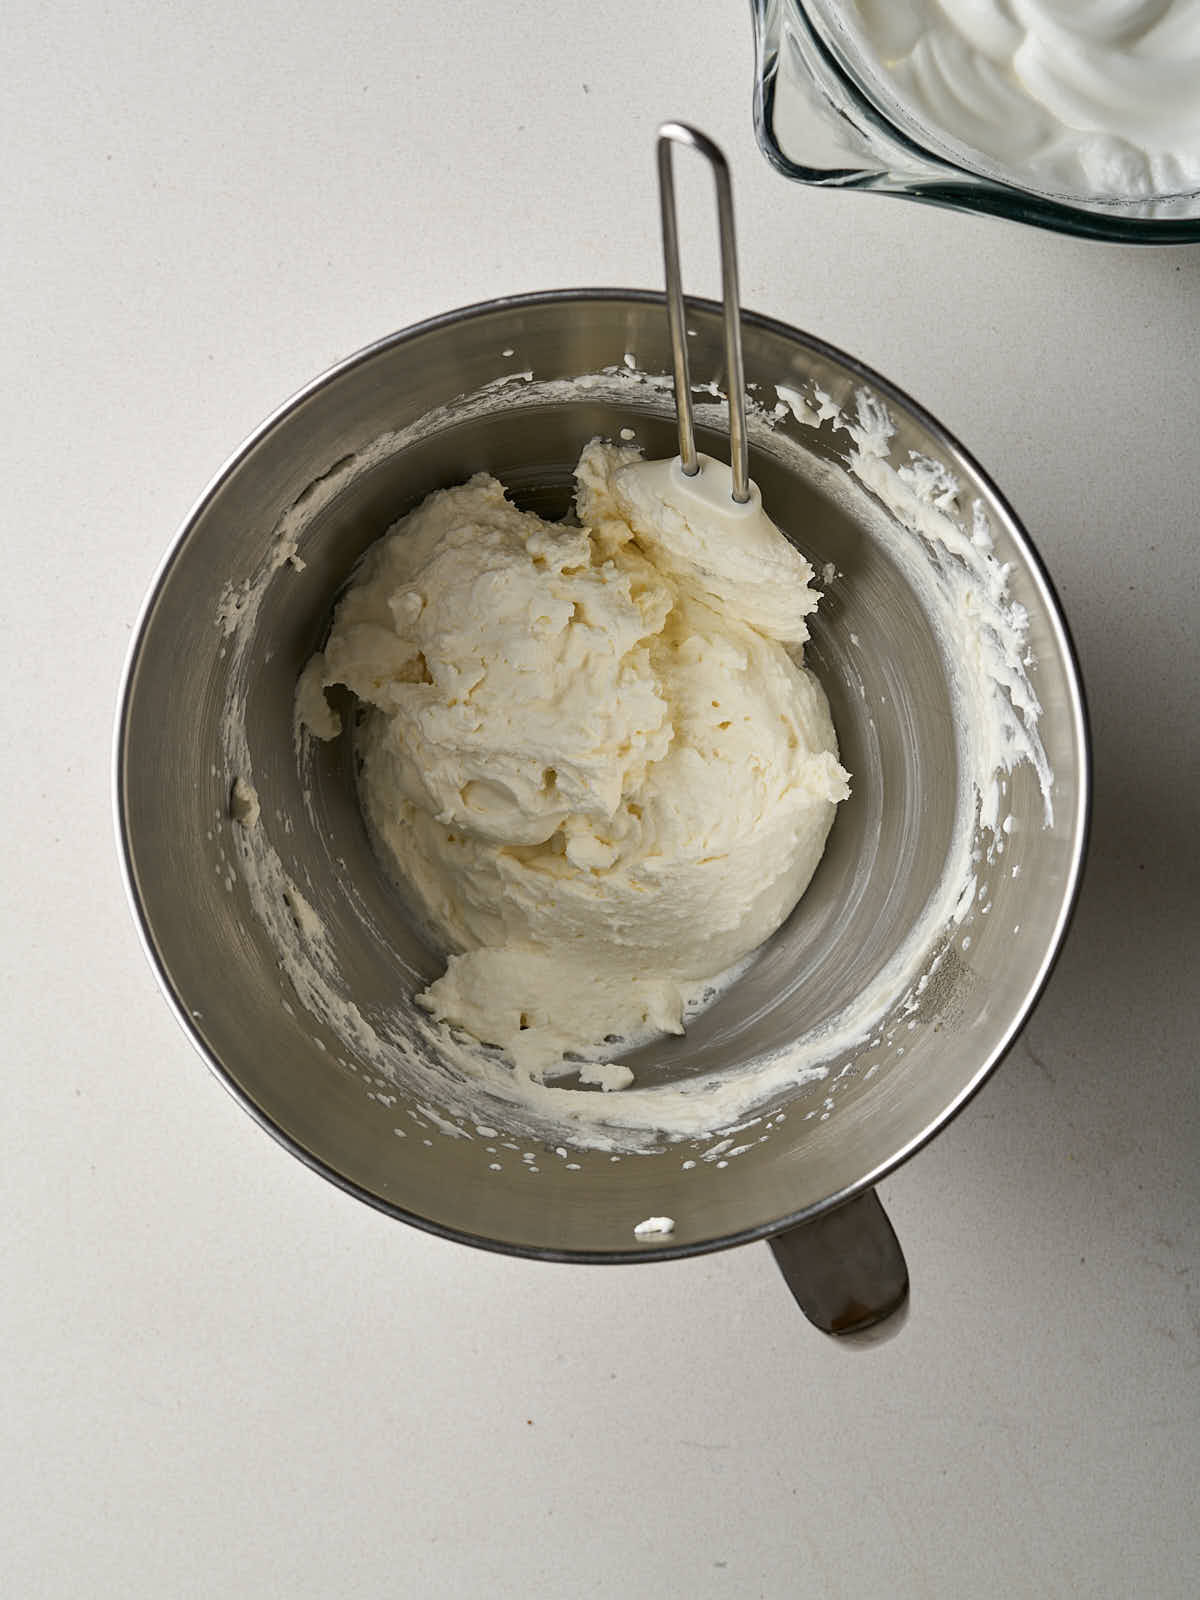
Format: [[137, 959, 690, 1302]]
[[656, 122, 750, 504]]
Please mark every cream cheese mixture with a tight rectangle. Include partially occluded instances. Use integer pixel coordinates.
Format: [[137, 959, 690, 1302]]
[[843, 0, 1200, 198], [299, 440, 849, 1085]]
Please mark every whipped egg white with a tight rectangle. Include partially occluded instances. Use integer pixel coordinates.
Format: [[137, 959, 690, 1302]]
[[844, 0, 1200, 198]]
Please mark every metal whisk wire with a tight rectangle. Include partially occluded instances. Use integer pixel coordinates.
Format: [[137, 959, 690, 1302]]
[[656, 122, 750, 504]]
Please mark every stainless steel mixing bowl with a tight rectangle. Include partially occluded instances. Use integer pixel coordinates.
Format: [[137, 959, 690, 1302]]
[[115, 291, 1089, 1335]]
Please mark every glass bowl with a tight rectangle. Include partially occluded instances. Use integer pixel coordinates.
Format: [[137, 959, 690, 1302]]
[[752, 0, 1200, 243]]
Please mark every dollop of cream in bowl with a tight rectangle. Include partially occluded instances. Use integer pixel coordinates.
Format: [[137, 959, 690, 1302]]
[[843, 0, 1200, 198], [299, 439, 850, 1087]]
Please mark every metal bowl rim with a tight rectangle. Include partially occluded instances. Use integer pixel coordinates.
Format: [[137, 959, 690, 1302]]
[[112, 287, 1093, 1264]]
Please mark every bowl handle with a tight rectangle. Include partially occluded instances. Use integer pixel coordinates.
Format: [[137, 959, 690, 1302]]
[[768, 1188, 909, 1342]]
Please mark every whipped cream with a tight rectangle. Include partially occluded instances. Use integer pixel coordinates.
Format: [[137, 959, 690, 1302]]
[[300, 440, 849, 1085], [843, 1, 1200, 198]]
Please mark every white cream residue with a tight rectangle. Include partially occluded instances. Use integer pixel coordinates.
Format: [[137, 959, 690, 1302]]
[[841, 1, 1200, 199], [215, 359, 1055, 1157], [775, 382, 1053, 833], [580, 1063, 637, 1093], [633, 1216, 675, 1238], [229, 777, 260, 828]]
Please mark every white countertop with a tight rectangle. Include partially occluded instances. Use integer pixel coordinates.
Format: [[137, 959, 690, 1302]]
[[5, 2, 1198, 1595]]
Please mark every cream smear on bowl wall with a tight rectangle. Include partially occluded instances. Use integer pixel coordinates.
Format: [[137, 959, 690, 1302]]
[[215, 359, 1054, 1166], [837, 0, 1200, 199]]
